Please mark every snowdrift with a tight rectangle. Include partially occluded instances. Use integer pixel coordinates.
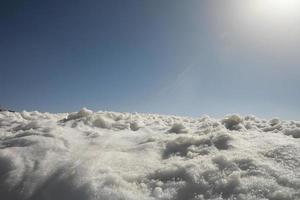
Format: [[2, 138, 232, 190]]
[[0, 108, 299, 200]]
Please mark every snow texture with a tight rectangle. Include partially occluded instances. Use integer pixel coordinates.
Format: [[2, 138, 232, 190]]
[[0, 109, 299, 200]]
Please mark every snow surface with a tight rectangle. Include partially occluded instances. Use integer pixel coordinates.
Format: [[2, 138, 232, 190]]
[[0, 108, 299, 200]]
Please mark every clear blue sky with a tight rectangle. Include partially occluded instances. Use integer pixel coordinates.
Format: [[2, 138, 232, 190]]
[[1, 0, 299, 119]]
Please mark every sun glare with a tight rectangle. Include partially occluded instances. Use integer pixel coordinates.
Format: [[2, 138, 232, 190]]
[[252, 0, 300, 20], [223, 0, 300, 60]]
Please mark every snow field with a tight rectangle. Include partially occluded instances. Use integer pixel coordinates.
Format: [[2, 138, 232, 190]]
[[0, 108, 299, 200]]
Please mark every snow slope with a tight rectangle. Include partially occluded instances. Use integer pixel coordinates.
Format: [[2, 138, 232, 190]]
[[0, 108, 299, 200]]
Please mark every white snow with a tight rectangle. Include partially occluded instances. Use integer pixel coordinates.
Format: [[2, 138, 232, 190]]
[[0, 109, 299, 200]]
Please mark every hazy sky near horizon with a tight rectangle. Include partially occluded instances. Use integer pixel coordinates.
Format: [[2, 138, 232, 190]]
[[1, 0, 300, 119]]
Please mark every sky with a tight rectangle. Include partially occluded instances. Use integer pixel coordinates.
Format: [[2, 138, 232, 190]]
[[0, 0, 300, 119]]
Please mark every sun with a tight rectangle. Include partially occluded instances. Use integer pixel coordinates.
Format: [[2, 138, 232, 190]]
[[251, 0, 300, 21], [225, 0, 300, 58]]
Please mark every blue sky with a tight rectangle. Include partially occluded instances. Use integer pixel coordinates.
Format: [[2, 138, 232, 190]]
[[0, 0, 299, 119]]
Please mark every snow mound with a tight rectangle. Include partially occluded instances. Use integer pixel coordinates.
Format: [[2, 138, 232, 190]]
[[284, 128, 300, 138], [168, 123, 188, 134], [65, 107, 93, 121], [221, 114, 243, 130], [0, 109, 299, 200]]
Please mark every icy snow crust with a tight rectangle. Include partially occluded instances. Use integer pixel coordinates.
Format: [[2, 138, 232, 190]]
[[0, 108, 299, 200]]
